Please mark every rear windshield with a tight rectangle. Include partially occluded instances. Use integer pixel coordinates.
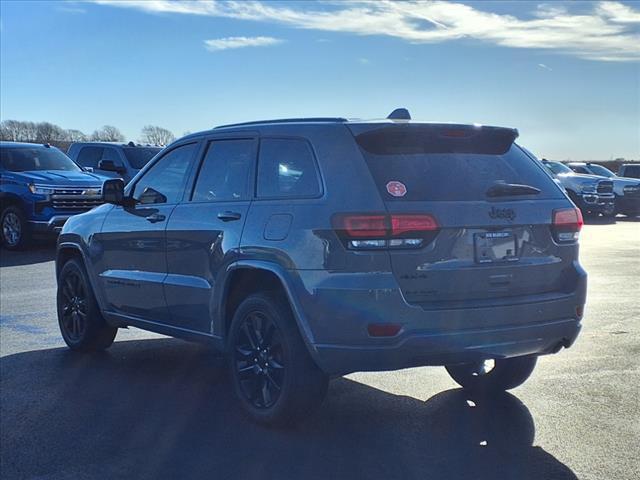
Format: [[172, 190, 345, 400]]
[[123, 147, 161, 169], [1, 146, 81, 172], [356, 128, 561, 201]]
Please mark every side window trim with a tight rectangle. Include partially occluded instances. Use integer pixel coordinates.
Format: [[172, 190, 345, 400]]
[[188, 136, 258, 203], [254, 135, 324, 201], [127, 140, 201, 205]]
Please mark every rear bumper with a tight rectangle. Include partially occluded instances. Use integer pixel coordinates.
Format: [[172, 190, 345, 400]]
[[314, 318, 580, 375], [292, 267, 587, 375]]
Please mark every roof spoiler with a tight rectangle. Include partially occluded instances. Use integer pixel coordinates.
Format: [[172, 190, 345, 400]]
[[387, 108, 411, 120]]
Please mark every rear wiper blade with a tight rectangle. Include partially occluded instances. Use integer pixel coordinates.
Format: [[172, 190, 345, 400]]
[[486, 182, 541, 197]]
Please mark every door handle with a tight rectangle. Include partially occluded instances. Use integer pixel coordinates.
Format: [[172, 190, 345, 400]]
[[145, 213, 166, 223], [217, 211, 242, 222]]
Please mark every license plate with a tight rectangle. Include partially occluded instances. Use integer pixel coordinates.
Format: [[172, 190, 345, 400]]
[[474, 232, 518, 264]]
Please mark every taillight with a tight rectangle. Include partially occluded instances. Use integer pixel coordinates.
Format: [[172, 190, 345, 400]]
[[552, 207, 583, 243], [341, 215, 387, 238], [333, 213, 439, 249]]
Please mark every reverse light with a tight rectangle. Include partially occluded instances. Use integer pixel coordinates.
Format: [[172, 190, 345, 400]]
[[552, 207, 583, 243]]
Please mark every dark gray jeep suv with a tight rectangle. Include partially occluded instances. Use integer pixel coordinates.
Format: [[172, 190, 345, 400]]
[[56, 110, 586, 425]]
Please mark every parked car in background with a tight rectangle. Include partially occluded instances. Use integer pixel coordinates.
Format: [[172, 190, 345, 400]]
[[1, 142, 108, 249], [56, 110, 585, 425], [67, 142, 162, 184], [618, 163, 640, 179], [541, 159, 615, 217], [567, 162, 640, 217]]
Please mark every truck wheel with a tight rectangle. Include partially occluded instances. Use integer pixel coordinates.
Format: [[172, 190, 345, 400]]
[[445, 356, 537, 393], [1, 206, 29, 250], [57, 258, 117, 351], [227, 292, 328, 426]]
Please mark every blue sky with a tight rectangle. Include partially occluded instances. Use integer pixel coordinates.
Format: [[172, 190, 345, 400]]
[[0, 0, 638, 159]]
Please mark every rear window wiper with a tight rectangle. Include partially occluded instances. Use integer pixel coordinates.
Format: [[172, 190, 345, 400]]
[[486, 182, 541, 197]]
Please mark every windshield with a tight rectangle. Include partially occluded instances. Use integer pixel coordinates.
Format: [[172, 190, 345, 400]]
[[588, 164, 615, 178], [544, 161, 573, 175], [123, 147, 161, 169], [0, 146, 82, 172]]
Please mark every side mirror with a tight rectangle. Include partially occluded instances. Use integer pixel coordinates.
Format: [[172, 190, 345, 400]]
[[98, 159, 126, 174], [102, 178, 126, 205]]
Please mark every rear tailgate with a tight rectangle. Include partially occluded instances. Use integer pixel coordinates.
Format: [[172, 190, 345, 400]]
[[350, 123, 577, 309]]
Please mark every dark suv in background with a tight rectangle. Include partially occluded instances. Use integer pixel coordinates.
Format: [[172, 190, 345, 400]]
[[56, 110, 586, 425], [1, 142, 107, 249], [67, 142, 161, 183], [618, 164, 640, 179]]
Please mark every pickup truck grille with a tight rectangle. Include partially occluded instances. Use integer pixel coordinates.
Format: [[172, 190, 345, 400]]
[[50, 186, 103, 211], [597, 181, 613, 195]]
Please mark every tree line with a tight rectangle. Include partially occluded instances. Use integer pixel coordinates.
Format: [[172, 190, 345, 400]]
[[0, 120, 175, 146]]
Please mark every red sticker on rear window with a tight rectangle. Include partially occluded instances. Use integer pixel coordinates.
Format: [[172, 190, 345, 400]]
[[386, 181, 407, 197]]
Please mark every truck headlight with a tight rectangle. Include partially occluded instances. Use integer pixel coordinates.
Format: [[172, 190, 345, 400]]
[[28, 184, 55, 195], [580, 184, 597, 194]]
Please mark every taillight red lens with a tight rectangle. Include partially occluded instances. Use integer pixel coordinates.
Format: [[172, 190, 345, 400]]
[[553, 208, 583, 230], [552, 207, 583, 242], [333, 213, 440, 249], [390, 214, 439, 236], [340, 215, 387, 238]]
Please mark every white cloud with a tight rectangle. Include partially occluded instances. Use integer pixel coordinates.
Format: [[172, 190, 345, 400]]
[[538, 63, 553, 71], [204, 36, 282, 51], [57, 6, 87, 14], [93, 0, 640, 62], [358, 57, 370, 64]]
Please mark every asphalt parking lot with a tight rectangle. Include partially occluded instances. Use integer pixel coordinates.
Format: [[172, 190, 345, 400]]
[[1, 219, 638, 480]]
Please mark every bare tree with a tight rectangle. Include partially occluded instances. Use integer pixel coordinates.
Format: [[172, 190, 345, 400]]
[[0, 120, 39, 141], [35, 122, 66, 143], [91, 125, 125, 142], [140, 125, 175, 146], [0, 120, 22, 141], [22, 121, 38, 142], [65, 129, 88, 142]]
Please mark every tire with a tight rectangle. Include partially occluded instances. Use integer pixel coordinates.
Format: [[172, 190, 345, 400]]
[[227, 292, 328, 426], [1, 206, 30, 250], [57, 258, 117, 351], [445, 356, 537, 393]]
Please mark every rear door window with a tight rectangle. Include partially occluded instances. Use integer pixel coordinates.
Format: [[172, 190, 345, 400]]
[[356, 127, 561, 201], [192, 139, 255, 202], [257, 138, 322, 198]]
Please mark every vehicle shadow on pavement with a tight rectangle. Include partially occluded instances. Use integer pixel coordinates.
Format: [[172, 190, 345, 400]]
[[0, 338, 577, 480], [0, 243, 56, 268]]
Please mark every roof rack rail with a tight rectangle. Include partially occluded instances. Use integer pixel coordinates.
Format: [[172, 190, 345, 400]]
[[214, 117, 348, 129]]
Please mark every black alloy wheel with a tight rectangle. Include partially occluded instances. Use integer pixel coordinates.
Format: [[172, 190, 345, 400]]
[[59, 269, 88, 342], [234, 310, 285, 409]]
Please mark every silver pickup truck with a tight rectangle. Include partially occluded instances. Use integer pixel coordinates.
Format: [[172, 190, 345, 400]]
[[541, 160, 615, 217], [567, 162, 640, 217]]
